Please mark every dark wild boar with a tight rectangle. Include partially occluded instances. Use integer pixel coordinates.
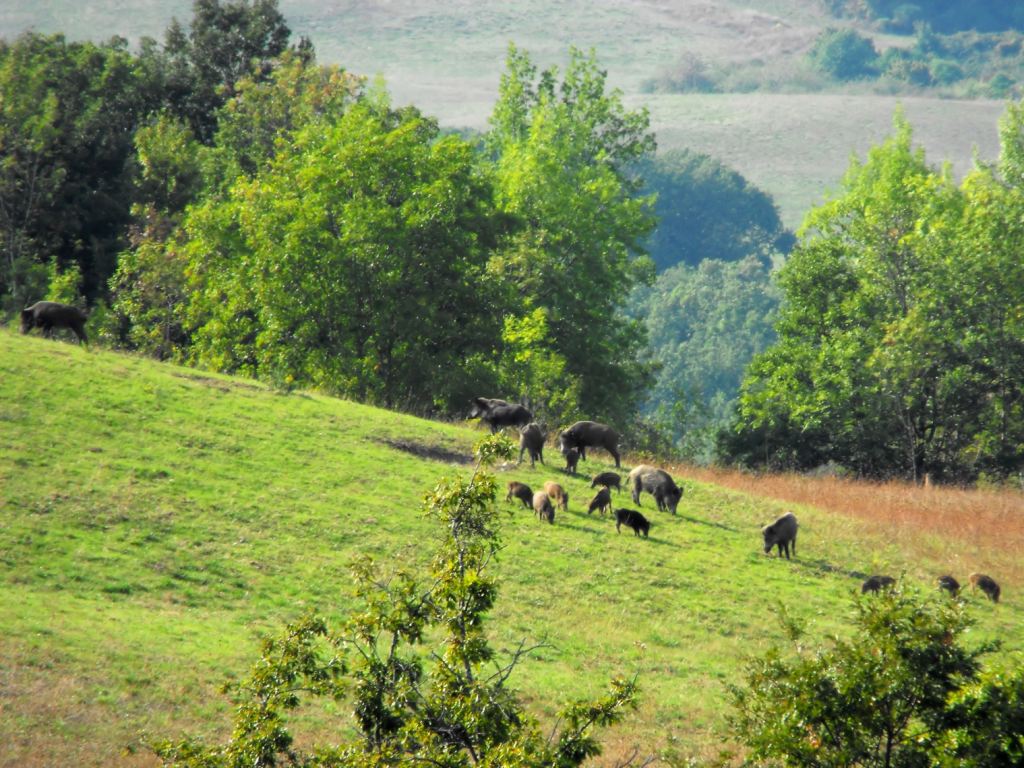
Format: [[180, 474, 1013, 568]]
[[762, 511, 798, 560], [588, 487, 612, 516], [861, 575, 896, 594], [563, 447, 580, 475], [614, 508, 650, 538], [469, 397, 533, 433], [628, 465, 682, 515], [20, 301, 88, 344], [969, 572, 1001, 603], [937, 574, 961, 595], [557, 421, 621, 467], [590, 471, 622, 493], [518, 422, 546, 467], [506, 481, 534, 509]]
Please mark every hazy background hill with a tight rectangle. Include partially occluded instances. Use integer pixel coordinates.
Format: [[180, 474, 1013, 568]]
[[1, 0, 1008, 227]]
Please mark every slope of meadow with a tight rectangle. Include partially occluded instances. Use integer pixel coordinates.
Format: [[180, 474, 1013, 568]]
[[1, 331, 1021, 766], [0, 0, 1008, 227]]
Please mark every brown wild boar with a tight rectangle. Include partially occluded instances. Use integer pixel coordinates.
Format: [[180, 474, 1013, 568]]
[[506, 481, 534, 509], [762, 512, 798, 560], [532, 491, 555, 524], [543, 481, 568, 512], [969, 572, 1001, 603], [588, 487, 612, 516]]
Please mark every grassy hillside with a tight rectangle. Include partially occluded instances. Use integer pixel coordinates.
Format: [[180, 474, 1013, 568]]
[[0, 0, 1008, 227], [2, 331, 1021, 766]]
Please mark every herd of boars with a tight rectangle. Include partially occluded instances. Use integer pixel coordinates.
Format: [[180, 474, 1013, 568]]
[[479, 398, 1004, 603]]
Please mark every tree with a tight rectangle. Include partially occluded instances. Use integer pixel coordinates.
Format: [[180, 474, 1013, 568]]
[[637, 149, 792, 271], [185, 97, 506, 411], [486, 45, 658, 426], [729, 589, 1024, 768], [152, 435, 640, 767], [808, 28, 880, 80]]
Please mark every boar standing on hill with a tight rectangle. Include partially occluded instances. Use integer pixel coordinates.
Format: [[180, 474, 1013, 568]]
[[861, 575, 896, 594], [563, 447, 580, 475], [469, 397, 533, 434], [762, 511, 798, 560], [628, 465, 682, 515], [20, 301, 88, 344], [591, 471, 622, 493], [543, 481, 569, 512], [937, 574, 961, 595], [588, 487, 612, 516], [969, 572, 1001, 603], [517, 422, 546, 467], [558, 421, 621, 468], [614, 508, 650, 538], [532, 491, 555, 524], [506, 481, 534, 509]]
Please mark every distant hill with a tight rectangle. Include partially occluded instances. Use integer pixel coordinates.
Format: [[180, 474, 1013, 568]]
[[0, 0, 1009, 226]]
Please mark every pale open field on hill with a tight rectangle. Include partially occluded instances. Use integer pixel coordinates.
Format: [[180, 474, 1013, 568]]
[[2, 331, 1021, 766], [1, 0, 1010, 227]]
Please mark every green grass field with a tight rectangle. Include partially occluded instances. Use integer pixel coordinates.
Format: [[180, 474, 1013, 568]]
[[2, 330, 1020, 766]]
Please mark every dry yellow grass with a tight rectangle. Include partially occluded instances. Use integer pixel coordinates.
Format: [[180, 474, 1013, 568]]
[[676, 464, 1024, 586]]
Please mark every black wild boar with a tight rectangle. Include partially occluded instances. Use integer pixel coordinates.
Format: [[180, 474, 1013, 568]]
[[590, 471, 622, 493], [588, 487, 612, 516], [563, 447, 580, 475], [628, 465, 682, 515], [861, 575, 896, 594], [532, 491, 555, 524], [20, 301, 88, 344], [762, 512, 798, 560], [969, 572, 1001, 603], [937, 574, 961, 595], [469, 397, 533, 433], [543, 481, 568, 512], [614, 508, 650, 537], [557, 421, 621, 467], [506, 481, 534, 509]]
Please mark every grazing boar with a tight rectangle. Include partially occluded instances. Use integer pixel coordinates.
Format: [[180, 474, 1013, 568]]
[[588, 487, 612, 516], [506, 481, 534, 509], [937, 574, 961, 595], [20, 301, 88, 344], [861, 575, 896, 594], [969, 572, 1001, 603], [590, 471, 622, 493], [614, 508, 650, 538], [518, 422, 546, 467], [557, 421, 621, 468], [532, 491, 555, 524], [469, 397, 533, 433], [543, 481, 568, 512], [628, 465, 683, 515], [563, 447, 580, 475], [762, 512, 798, 560]]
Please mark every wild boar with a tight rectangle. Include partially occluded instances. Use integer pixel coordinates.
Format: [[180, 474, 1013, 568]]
[[762, 512, 798, 560], [628, 465, 682, 515], [587, 487, 612, 516], [543, 481, 568, 512], [532, 491, 555, 524], [518, 422, 546, 467], [937, 574, 961, 595], [557, 421, 621, 468], [20, 301, 88, 344], [969, 572, 1001, 603], [590, 471, 622, 493], [861, 575, 896, 594], [469, 397, 533, 433], [614, 508, 650, 538], [563, 447, 580, 475], [506, 481, 534, 509]]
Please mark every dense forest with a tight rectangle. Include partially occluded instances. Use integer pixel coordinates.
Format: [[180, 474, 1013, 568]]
[[4, 0, 1024, 483]]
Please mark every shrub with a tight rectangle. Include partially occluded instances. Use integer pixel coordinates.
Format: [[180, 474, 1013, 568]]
[[808, 28, 880, 80]]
